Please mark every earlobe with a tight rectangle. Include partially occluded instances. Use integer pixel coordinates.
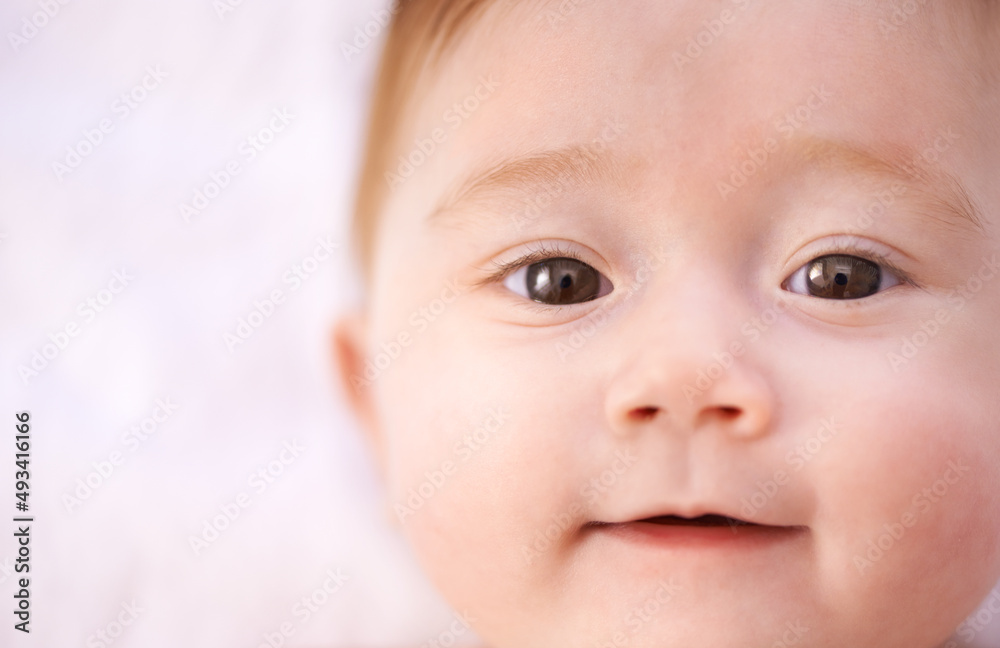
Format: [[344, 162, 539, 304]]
[[331, 311, 388, 481]]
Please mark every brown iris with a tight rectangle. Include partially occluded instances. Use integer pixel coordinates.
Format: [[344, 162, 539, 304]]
[[805, 254, 881, 299], [525, 257, 601, 305]]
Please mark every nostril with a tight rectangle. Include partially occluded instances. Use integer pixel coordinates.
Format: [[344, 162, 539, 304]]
[[718, 406, 741, 419], [629, 406, 659, 422]]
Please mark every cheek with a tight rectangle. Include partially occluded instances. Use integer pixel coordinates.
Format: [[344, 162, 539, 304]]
[[373, 314, 603, 617], [808, 350, 1000, 638]]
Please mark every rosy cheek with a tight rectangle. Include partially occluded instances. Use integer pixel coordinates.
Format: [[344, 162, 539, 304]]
[[810, 382, 1000, 635], [923, 444, 1000, 569], [883, 453, 1000, 630]]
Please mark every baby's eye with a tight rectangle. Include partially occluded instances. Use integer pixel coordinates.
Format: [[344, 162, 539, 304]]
[[503, 257, 612, 305], [782, 254, 902, 300]]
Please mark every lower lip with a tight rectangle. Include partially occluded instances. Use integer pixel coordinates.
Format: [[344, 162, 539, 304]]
[[590, 521, 808, 551]]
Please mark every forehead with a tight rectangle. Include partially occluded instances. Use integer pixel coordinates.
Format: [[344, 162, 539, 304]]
[[380, 0, 998, 248]]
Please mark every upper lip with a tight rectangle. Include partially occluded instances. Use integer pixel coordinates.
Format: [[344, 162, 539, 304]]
[[594, 504, 792, 528]]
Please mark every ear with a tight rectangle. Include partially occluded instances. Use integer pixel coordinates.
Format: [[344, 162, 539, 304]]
[[331, 310, 388, 482]]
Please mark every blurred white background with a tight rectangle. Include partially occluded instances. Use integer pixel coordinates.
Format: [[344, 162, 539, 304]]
[[0, 1, 473, 646]]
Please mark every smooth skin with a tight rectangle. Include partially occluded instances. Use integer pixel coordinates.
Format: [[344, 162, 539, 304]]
[[335, 1, 1000, 646]]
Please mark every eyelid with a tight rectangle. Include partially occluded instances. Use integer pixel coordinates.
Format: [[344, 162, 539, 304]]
[[786, 237, 921, 287], [472, 240, 590, 288], [780, 241, 927, 309], [821, 248, 915, 289]]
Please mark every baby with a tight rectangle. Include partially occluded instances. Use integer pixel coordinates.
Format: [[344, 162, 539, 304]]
[[334, 1, 1000, 646]]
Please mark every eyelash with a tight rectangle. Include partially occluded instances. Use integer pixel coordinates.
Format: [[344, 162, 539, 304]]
[[797, 242, 920, 291], [475, 241, 591, 313], [476, 239, 921, 308], [477, 240, 587, 286]]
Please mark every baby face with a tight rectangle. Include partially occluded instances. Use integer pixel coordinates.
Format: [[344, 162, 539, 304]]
[[340, 1, 1000, 646]]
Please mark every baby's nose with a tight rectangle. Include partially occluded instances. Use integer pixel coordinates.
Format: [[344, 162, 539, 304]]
[[604, 352, 774, 441], [602, 265, 776, 441]]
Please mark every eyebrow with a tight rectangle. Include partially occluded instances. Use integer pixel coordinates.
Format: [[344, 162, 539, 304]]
[[425, 144, 624, 230], [781, 136, 985, 236], [425, 136, 985, 237]]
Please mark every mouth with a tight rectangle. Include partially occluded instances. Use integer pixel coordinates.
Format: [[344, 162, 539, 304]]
[[586, 513, 806, 551], [640, 514, 753, 527]]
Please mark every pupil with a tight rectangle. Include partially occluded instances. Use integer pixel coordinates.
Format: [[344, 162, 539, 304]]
[[804, 254, 880, 300], [525, 257, 601, 305]]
